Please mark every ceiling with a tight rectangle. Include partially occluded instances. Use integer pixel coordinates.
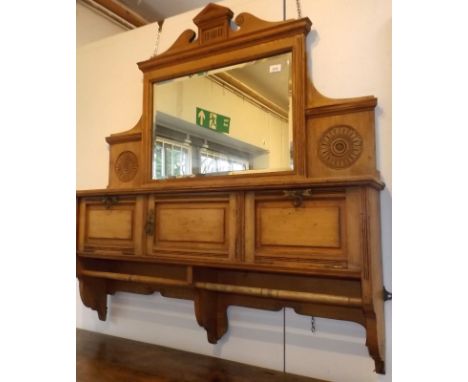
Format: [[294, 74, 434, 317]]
[[227, 52, 291, 111], [119, 0, 222, 23]]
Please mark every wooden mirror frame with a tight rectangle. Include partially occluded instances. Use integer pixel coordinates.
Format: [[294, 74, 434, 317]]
[[105, 3, 382, 192], [78, 3, 387, 375], [144, 28, 305, 186], [106, 4, 312, 190]]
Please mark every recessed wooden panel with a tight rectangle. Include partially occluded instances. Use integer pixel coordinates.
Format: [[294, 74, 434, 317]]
[[147, 195, 237, 261], [87, 209, 133, 240], [245, 192, 348, 268], [78, 197, 144, 255], [306, 111, 379, 179], [259, 205, 340, 248], [108, 139, 142, 189], [158, 207, 225, 243]]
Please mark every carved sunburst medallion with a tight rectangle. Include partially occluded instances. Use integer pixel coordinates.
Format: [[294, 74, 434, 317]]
[[318, 125, 363, 169], [115, 151, 138, 182]]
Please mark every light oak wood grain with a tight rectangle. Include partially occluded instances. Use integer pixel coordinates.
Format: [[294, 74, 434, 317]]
[[77, 3, 387, 375], [87, 209, 133, 240]]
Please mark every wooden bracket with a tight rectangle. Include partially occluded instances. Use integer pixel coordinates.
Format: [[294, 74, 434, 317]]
[[364, 313, 385, 374], [194, 289, 228, 344], [78, 277, 108, 321]]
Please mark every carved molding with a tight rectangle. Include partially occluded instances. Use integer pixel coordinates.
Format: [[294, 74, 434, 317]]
[[193, 3, 233, 45], [106, 132, 142, 144], [115, 151, 138, 182], [318, 125, 363, 169], [306, 80, 378, 116], [137, 7, 311, 72]]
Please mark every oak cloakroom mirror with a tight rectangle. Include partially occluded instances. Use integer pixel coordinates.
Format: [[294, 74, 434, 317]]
[[152, 52, 293, 179], [80, 3, 388, 376]]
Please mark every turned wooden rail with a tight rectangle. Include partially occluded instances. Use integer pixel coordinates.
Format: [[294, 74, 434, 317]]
[[80, 270, 362, 307], [80, 270, 191, 287], [195, 282, 363, 307]]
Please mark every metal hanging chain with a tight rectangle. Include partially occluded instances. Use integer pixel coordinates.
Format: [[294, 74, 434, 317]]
[[296, 0, 302, 19], [152, 21, 162, 57], [283, 308, 286, 373], [311, 317, 316, 333]]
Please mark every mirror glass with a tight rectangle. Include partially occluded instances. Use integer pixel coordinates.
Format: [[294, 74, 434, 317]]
[[152, 52, 292, 179]]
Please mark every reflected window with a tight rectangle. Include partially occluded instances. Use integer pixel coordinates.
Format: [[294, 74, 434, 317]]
[[153, 131, 250, 178], [153, 137, 191, 179], [200, 148, 248, 174]]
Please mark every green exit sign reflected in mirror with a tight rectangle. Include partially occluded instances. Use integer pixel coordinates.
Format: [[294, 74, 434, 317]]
[[196, 107, 230, 133]]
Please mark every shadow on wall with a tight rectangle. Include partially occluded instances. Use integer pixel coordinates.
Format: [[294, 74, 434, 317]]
[[281, 189, 392, 381], [107, 292, 283, 342], [285, 311, 369, 357], [306, 30, 319, 81]]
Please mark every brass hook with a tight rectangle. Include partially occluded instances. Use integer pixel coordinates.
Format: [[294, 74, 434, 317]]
[[102, 196, 118, 209], [145, 210, 155, 235], [282, 189, 312, 207]]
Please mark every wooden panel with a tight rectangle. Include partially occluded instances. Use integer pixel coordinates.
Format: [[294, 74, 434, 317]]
[[246, 191, 349, 269], [306, 111, 379, 179], [259, 204, 340, 248], [107, 138, 142, 189], [345, 187, 363, 270], [244, 191, 256, 263], [87, 209, 133, 240], [362, 187, 386, 371], [147, 194, 237, 261], [78, 196, 144, 255], [158, 207, 225, 243]]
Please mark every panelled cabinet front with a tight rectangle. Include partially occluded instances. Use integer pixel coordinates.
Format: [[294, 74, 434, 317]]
[[78, 195, 144, 256], [245, 189, 363, 272], [146, 193, 239, 262], [78, 189, 367, 273], [77, 3, 387, 376]]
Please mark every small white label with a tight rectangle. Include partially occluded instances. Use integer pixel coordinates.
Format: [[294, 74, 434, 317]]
[[269, 64, 282, 73]]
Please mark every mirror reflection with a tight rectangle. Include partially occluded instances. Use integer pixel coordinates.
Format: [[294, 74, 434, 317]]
[[152, 52, 292, 179]]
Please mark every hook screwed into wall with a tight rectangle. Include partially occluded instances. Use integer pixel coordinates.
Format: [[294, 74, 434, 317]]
[[383, 287, 392, 302]]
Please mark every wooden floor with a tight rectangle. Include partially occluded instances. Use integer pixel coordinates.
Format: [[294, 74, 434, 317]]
[[77, 329, 327, 382]]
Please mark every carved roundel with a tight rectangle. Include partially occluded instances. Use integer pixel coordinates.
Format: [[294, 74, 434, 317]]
[[318, 125, 363, 169], [115, 151, 138, 182]]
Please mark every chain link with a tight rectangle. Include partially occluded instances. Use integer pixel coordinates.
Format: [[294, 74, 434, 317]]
[[152, 22, 161, 57], [311, 317, 316, 333], [296, 0, 302, 19]]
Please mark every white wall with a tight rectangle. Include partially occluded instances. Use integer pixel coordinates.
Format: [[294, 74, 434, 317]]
[[76, 1, 128, 48], [283, 2, 392, 381], [77, 1, 391, 380]]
